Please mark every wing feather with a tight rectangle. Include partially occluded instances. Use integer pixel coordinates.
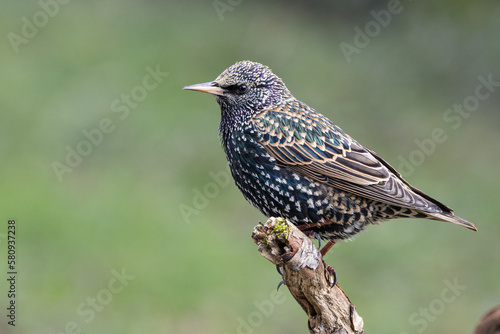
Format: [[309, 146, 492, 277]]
[[252, 100, 451, 214]]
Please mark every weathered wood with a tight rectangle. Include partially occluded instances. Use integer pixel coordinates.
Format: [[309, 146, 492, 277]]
[[252, 217, 365, 334], [473, 306, 500, 334]]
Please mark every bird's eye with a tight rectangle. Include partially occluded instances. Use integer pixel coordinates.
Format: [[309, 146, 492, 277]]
[[235, 84, 248, 95], [224, 84, 249, 95]]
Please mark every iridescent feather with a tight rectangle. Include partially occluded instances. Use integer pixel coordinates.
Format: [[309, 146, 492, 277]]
[[183, 60, 477, 245]]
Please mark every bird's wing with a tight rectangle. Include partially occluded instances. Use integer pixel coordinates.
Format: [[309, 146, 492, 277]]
[[252, 100, 451, 213]]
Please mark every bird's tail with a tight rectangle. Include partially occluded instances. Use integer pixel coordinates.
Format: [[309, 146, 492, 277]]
[[426, 212, 477, 231]]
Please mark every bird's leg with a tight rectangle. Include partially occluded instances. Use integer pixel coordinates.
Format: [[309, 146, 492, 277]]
[[296, 222, 338, 286], [320, 240, 338, 286], [320, 240, 336, 257]]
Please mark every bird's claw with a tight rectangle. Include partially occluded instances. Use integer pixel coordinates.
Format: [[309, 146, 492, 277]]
[[276, 264, 284, 275], [276, 264, 286, 290], [325, 264, 337, 286], [313, 232, 322, 249]]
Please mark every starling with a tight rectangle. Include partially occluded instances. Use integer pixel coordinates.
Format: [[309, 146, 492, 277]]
[[183, 61, 477, 255]]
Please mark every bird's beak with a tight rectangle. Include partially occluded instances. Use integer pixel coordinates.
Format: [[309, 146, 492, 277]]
[[183, 82, 225, 96]]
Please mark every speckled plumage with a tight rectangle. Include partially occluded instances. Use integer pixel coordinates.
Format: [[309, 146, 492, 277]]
[[184, 61, 477, 245]]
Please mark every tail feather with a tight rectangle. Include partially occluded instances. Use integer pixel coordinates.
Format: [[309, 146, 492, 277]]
[[426, 212, 477, 231]]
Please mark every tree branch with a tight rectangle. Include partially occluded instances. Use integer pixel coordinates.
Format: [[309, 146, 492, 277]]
[[473, 306, 500, 334], [251, 217, 365, 334]]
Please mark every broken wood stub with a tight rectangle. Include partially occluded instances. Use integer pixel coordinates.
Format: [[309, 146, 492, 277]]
[[251, 217, 365, 334]]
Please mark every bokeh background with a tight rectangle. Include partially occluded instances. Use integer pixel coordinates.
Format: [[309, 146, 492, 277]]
[[1, 1, 499, 333]]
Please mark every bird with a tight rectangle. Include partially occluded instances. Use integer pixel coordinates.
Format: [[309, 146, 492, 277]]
[[183, 60, 477, 257]]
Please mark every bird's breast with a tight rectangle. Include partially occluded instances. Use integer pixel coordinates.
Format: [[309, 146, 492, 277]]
[[221, 121, 325, 222]]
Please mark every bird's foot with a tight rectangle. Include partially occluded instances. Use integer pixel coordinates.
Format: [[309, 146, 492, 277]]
[[319, 240, 337, 285], [325, 264, 337, 286]]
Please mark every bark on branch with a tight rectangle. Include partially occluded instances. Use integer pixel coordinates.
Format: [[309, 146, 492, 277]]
[[251, 217, 365, 334], [473, 306, 500, 334]]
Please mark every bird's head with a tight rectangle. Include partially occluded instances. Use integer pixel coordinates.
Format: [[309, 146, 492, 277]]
[[183, 61, 292, 115]]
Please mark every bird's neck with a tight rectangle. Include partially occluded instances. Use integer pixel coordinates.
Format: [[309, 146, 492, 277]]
[[219, 105, 253, 137]]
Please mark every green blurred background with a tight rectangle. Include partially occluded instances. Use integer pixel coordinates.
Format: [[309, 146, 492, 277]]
[[1, 1, 499, 333]]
